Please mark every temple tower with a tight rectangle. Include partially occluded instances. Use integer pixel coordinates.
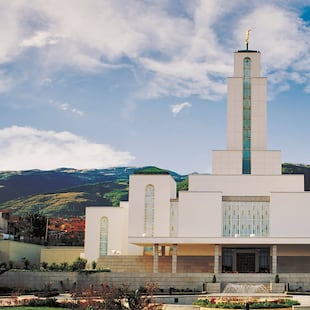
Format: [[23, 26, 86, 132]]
[[212, 48, 281, 175]]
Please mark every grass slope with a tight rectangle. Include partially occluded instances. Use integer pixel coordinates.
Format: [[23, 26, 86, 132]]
[[0, 180, 129, 217], [0, 164, 308, 218]]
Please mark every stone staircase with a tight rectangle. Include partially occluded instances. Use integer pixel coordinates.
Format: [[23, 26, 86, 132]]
[[177, 257, 214, 273], [96, 255, 214, 273], [97, 255, 153, 272]]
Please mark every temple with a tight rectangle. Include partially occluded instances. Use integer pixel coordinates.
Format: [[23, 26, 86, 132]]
[[84, 46, 310, 275]]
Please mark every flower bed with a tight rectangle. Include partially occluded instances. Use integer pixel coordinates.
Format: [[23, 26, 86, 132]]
[[193, 297, 300, 309]]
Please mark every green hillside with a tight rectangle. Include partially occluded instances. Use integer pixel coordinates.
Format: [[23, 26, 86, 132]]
[[0, 164, 309, 218], [282, 163, 310, 190], [0, 180, 129, 217]]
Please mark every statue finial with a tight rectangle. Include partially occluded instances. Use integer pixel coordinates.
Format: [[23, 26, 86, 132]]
[[245, 28, 254, 50]]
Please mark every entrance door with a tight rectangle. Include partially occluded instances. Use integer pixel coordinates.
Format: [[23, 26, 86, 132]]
[[237, 253, 255, 273]]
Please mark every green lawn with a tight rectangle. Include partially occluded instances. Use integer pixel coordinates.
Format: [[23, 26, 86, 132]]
[[0, 307, 68, 310]]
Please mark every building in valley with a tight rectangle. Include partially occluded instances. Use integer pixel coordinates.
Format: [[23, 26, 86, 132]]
[[84, 43, 310, 275]]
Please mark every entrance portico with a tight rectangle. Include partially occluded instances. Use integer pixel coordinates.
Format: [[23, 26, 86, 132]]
[[222, 247, 271, 273], [151, 243, 279, 274]]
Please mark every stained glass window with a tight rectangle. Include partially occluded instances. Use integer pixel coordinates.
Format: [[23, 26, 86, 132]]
[[243, 57, 251, 174], [100, 216, 108, 256], [144, 184, 154, 236], [170, 200, 178, 237], [222, 201, 269, 237]]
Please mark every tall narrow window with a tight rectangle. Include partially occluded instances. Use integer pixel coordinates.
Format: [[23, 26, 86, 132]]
[[100, 216, 108, 256], [243, 57, 251, 174], [144, 184, 154, 236]]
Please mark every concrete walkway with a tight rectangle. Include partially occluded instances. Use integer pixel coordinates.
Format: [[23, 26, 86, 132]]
[[292, 295, 310, 306]]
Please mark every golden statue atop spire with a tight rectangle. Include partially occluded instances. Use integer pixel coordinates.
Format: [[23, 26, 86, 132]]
[[245, 28, 254, 50]]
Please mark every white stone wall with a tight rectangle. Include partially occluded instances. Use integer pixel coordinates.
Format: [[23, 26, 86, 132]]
[[212, 150, 242, 175], [188, 174, 305, 195], [178, 191, 222, 237], [227, 77, 243, 150], [250, 77, 267, 150], [227, 52, 267, 151], [84, 202, 132, 264], [212, 150, 281, 175], [251, 150, 282, 175], [128, 174, 176, 238], [233, 51, 261, 77], [270, 192, 310, 237]]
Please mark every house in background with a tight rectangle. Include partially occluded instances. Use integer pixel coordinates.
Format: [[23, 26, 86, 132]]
[[84, 44, 310, 275], [0, 210, 10, 237]]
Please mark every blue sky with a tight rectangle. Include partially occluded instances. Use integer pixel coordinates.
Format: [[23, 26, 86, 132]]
[[0, 0, 309, 174]]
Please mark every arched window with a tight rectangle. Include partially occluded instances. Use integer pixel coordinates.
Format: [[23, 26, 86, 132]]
[[144, 184, 154, 236], [100, 216, 108, 256]]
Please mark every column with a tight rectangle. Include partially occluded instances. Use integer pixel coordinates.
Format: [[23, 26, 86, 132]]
[[161, 246, 166, 256], [214, 245, 219, 274], [172, 244, 178, 273], [272, 245, 277, 274], [153, 244, 159, 273], [255, 250, 259, 272]]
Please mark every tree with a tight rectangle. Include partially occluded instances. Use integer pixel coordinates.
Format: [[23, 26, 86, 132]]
[[20, 213, 47, 241], [31, 213, 48, 239]]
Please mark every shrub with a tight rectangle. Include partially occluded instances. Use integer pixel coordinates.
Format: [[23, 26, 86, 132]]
[[41, 261, 48, 270], [8, 261, 14, 269], [22, 257, 30, 269], [70, 257, 87, 271], [60, 262, 69, 271], [49, 262, 60, 271], [26, 297, 58, 307]]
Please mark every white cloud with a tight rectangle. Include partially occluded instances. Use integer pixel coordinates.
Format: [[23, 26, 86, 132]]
[[235, 4, 310, 92], [20, 31, 61, 48], [170, 102, 192, 117], [41, 77, 53, 86], [0, 126, 134, 171], [71, 108, 84, 117], [0, 1, 310, 99], [0, 70, 14, 93], [49, 99, 84, 117], [139, 57, 228, 100]]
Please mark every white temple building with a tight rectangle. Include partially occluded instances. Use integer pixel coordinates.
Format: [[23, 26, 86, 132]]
[[84, 45, 310, 274]]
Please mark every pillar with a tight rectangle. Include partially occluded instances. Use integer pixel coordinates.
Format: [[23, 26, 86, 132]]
[[214, 245, 219, 274], [161, 246, 166, 256], [272, 245, 277, 274], [172, 244, 178, 273], [153, 244, 159, 273]]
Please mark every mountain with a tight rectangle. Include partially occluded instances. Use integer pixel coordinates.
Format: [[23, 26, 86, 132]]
[[0, 167, 186, 217], [0, 167, 137, 203], [0, 164, 309, 218], [282, 163, 310, 190]]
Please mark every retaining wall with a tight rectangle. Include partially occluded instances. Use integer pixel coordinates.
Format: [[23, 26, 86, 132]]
[[0, 271, 212, 292], [1, 271, 310, 293]]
